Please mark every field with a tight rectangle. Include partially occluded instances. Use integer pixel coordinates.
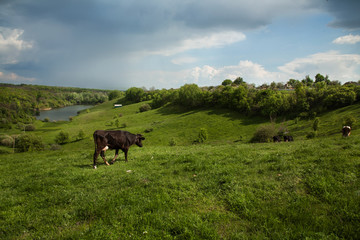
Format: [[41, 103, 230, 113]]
[[1, 100, 360, 239]]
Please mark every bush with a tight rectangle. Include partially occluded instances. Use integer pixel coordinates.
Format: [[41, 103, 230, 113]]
[[77, 130, 85, 140], [139, 103, 152, 112], [251, 124, 276, 143], [25, 124, 36, 131], [15, 134, 44, 152], [195, 128, 208, 143], [0, 135, 14, 147], [55, 131, 69, 145], [313, 117, 320, 132]]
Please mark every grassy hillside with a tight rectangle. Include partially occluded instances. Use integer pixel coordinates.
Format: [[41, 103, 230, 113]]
[[0, 100, 359, 239]]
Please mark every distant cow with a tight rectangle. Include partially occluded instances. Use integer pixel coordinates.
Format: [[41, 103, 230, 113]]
[[342, 126, 351, 137], [93, 130, 145, 169], [284, 135, 294, 142], [273, 136, 281, 142]]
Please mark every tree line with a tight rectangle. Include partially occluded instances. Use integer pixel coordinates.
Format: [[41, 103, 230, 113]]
[[124, 74, 360, 120]]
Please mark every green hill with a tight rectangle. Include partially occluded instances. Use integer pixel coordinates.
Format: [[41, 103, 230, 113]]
[[0, 100, 359, 239]]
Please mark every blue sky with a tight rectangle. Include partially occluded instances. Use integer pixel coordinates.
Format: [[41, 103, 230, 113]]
[[0, 0, 360, 90]]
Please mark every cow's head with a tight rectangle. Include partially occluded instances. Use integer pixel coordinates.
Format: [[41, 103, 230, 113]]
[[135, 134, 145, 147]]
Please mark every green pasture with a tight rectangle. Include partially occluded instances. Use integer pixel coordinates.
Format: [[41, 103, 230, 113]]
[[0, 100, 359, 239]]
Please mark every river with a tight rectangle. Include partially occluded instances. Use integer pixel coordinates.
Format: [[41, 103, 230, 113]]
[[36, 105, 93, 121]]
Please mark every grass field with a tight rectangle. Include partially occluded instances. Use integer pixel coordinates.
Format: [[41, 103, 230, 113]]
[[1, 100, 360, 239]]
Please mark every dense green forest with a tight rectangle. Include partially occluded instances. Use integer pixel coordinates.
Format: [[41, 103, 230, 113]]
[[125, 75, 360, 121], [0, 83, 111, 126]]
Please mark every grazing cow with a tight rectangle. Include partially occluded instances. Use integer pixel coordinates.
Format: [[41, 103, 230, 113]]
[[342, 126, 351, 137], [284, 135, 294, 142], [273, 136, 281, 142], [93, 130, 145, 169]]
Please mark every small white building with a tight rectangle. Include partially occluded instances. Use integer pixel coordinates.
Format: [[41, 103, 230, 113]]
[[114, 104, 122, 108]]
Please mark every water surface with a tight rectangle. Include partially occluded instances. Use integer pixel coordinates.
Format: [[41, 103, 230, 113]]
[[36, 105, 93, 121]]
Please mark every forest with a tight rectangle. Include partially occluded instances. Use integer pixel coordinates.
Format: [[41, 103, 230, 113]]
[[125, 75, 360, 121]]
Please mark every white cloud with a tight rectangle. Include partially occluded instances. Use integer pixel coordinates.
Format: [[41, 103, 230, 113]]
[[0, 27, 33, 64], [138, 51, 360, 89], [278, 51, 360, 81], [333, 34, 360, 44], [0, 71, 36, 82], [150, 31, 246, 56]]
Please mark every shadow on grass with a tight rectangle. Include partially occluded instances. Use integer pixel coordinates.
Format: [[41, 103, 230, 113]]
[[155, 104, 269, 126]]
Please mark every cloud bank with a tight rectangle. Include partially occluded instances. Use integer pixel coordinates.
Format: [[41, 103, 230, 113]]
[[0, 0, 359, 89]]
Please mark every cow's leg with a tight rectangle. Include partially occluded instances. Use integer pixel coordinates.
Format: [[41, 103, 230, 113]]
[[100, 147, 110, 166], [93, 149, 100, 169], [124, 149, 128, 162], [110, 149, 119, 164]]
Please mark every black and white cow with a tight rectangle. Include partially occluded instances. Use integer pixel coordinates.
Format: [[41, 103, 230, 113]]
[[93, 130, 145, 169]]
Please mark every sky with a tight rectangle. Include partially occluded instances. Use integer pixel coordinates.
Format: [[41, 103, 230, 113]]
[[0, 0, 360, 90]]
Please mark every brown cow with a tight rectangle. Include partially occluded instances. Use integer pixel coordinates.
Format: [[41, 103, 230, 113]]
[[93, 130, 145, 169]]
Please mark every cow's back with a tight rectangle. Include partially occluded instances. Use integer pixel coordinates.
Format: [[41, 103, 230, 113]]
[[94, 130, 134, 149]]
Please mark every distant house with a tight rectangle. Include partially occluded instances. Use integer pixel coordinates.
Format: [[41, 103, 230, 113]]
[[114, 104, 122, 108]]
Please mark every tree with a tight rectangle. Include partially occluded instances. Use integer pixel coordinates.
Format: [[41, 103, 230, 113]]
[[222, 79, 232, 86], [233, 77, 244, 85], [178, 84, 202, 108], [125, 87, 144, 103], [302, 75, 314, 87], [287, 79, 299, 88], [108, 90, 123, 100], [315, 73, 325, 83]]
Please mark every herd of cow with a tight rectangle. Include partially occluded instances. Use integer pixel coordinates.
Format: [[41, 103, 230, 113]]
[[92, 126, 352, 169]]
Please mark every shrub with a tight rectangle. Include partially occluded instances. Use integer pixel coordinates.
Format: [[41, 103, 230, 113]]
[[313, 117, 320, 132], [251, 124, 276, 143], [43, 117, 50, 122], [114, 119, 120, 128], [139, 103, 152, 112], [55, 131, 69, 144], [342, 115, 356, 128], [77, 129, 85, 140], [196, 128, 208, 143], [15, 134, 44, 152], [0, 135, 14, 147], [25, 124, 36, 131]]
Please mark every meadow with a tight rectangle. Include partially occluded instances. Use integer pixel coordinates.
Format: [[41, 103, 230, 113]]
[[0, 99, 359, 239]]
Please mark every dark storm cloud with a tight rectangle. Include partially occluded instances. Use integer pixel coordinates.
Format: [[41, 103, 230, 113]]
[[324, 0, 360, 29], [0, 0, 359, 89]]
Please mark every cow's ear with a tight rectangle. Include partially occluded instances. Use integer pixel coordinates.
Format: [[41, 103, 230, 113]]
[[141, 137, 145, 140]]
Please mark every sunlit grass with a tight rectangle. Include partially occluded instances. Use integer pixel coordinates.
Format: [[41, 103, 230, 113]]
[[1, 101, 360, 239]]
